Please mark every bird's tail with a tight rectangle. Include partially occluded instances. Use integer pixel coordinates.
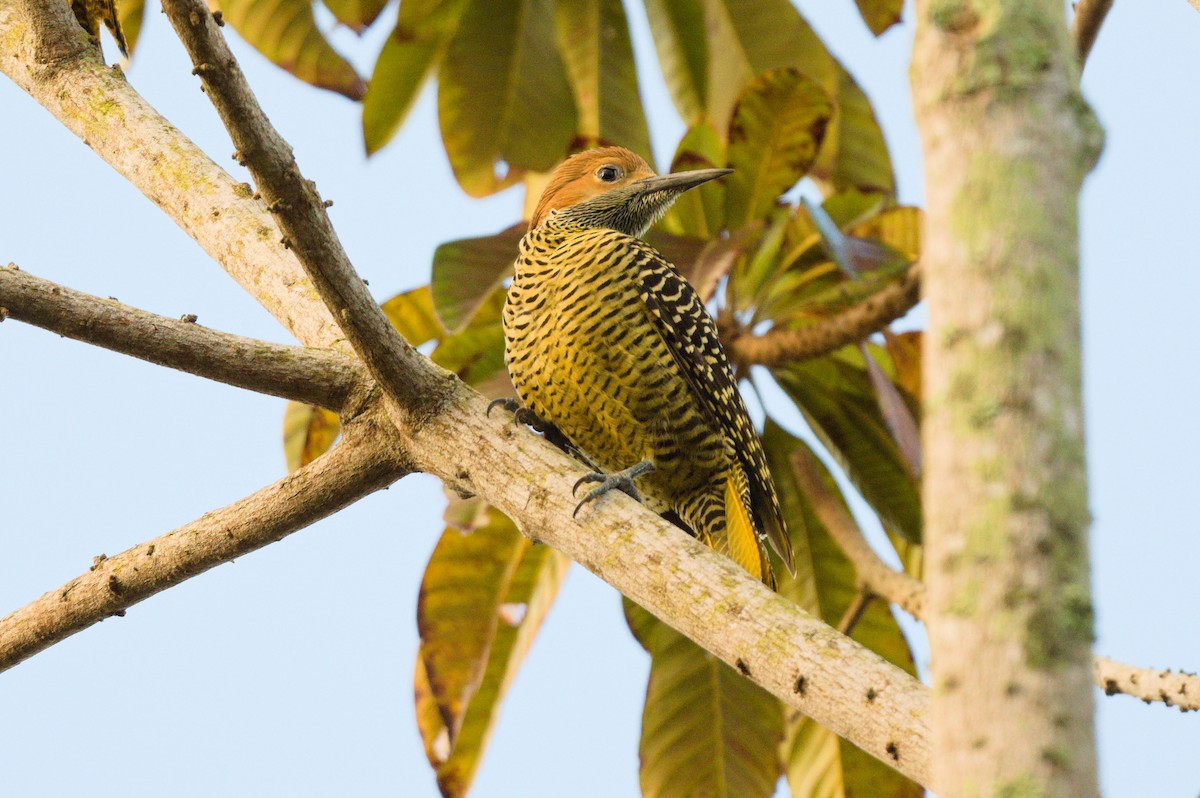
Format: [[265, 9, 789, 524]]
[[724, 470, 775, 589]]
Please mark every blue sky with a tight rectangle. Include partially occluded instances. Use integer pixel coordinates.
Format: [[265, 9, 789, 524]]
[[1, 1, 1197, 796]]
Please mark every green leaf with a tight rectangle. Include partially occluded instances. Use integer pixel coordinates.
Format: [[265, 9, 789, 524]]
[[362, 0, 469, 155], [380, 285, 445, 345], [417, 510, 529, 743], [700, 0, 892, 195], [854, 0, 904, 36], [724, 67, 832, 229], [552, 0, 652, 160], [431, 223, 525, 332], [811, 69, 894, 194], [322, 0, 387, 33], [657, 122, 726, 238], [281, 402, 340, 472], [212, 0, 365, 99], [431, 288, 509, 393], [116, 0, 144, 57], [438, 0, 577, 196], [416, 510, 569, 797], [761, 423, 920, 798], [771, 353, 922, 542], [821, 188, 887, 231], [626, 600, 784, 798], [642, 0, 708, 124], [702, 0, 836, 130], [850, 206, 922, 262]]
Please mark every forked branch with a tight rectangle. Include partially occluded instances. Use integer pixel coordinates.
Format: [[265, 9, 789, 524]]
[[0, 264, 363, 410], [160, 0, 447, 422]]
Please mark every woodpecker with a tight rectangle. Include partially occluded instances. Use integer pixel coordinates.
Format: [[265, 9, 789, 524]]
[[501, 147, 795, 586], [71, 0, 128, 57]]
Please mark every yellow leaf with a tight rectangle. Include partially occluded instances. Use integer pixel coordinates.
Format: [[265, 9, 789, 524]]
[[725, 67, 832, 229], [626, 600, 784, 798], [415, 510, 569, 797], [281, 402, 340, 472], [209, 0, 365, 99]]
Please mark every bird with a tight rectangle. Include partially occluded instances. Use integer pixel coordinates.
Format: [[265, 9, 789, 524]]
[[500, 146, 796, 587], [71, 0, 128, 57]]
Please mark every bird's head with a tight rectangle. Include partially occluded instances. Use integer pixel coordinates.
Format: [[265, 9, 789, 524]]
[[531, 146, 732, 237]]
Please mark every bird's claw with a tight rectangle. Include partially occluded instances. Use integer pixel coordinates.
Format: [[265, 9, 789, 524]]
[[487, 398, 520, 418], [487, 398, 547, 432], [572, 461, 655, 518]]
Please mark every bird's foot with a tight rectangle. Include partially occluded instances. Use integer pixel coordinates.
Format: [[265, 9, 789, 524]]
[[572, 461, 655, 518]]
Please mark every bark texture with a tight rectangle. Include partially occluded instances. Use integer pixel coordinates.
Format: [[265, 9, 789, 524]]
[[911, 2, 1103, 795], [0, 265, 362, 410]]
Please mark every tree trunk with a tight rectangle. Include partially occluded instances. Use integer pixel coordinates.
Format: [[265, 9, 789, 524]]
[[911, 2, 1103, 795]]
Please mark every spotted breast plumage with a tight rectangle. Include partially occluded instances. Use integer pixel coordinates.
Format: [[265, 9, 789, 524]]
[[501, 147, 795, 587]]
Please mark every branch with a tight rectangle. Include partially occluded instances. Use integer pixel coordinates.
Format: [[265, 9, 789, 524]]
[[1070, 0, 1113, 66], [1093, 657, 1200, 712], [789, 449, 926, 619], [160, 0, 447, 422], [0, 0, 342, 351], [0, 264, 363, 411], [795, 444, 1199, 712], [726, 265, 920, 367], [0, 415, 409, 672]]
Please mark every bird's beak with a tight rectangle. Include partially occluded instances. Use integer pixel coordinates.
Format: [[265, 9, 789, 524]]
[[633, 167, 734, 196]]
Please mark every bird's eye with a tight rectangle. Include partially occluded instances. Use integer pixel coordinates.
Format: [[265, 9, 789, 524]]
[[596, 164, 622, 182]]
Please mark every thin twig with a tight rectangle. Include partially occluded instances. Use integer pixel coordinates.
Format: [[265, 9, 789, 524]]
[[1093, 657, 1200, 712], [837, 590, 875, 636], [788, 446, 1198, 711], [1070, 0, 1113, 66], [0, 416, 409, 673], [0, 264, 363, 411], [159, 0, 448, 422], [726, 265, 920, 368], [789, 448, 926, 619]]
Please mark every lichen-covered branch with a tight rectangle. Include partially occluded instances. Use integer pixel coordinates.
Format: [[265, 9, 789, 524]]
[[1070, 0, 1113, 65], [0, 264, 363, 410], [1094, 657, 1200, 712], [913, 2, 1103, 791], [0, 0, 341, 350], [725, 265, 920, 367], [0, 417, 408, 672], [159, 0, 448, 423]]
